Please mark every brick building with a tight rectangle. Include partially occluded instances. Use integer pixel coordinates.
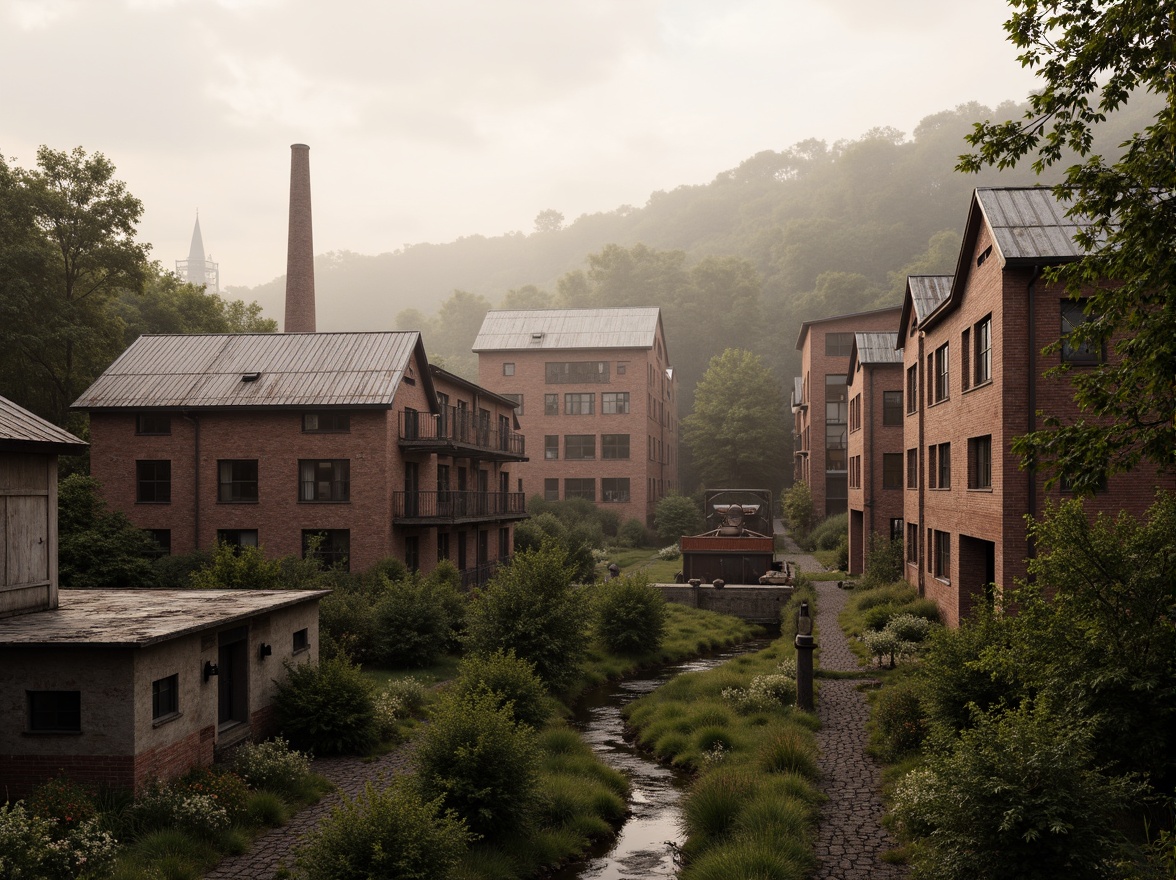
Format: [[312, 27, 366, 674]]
[[474, 308, 678, 525], [792, 307, 902, 518], [846, 332, 905, 575], [899, 188, 1174, 626], [74, 331, 526, 584]]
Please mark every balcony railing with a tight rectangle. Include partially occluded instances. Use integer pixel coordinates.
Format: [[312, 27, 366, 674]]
[[399, 406, 526, 459], [392, 490, 528, 522], [459, 557, 509, 590]]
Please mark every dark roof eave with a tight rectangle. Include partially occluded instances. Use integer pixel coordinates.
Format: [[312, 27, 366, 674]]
[[0, 440, 88, 455], [75, 403, 395, 413]]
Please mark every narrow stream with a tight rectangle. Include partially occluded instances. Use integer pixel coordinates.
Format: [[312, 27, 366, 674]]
[[553, 638, 774, 880]]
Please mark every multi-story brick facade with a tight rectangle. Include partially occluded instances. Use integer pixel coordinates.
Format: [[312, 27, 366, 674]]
[[793, 307, 902, 518], [74, 332, 526, 583], [846, 332, 905, 575], [899, 188, 1175, 626], [474, 308, 678, 525]]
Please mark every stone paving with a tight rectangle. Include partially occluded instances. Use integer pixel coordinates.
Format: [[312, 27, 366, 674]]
[[203, 745, 415, 879]]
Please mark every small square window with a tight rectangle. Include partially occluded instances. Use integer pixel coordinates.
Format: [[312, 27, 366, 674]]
[[218, 460, 259, 503], [137, 460, 171, 504], [565, 478, 595, 501], [293, 628, 310, 653], [28, 691, 81, 732], [152, 674, 179, 720], [503, 363, 515, 376]]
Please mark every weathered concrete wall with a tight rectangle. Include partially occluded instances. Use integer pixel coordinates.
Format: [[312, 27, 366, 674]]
[[652, 583, 792, 623]]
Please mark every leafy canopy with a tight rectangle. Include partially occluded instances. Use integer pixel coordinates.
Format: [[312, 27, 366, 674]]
[[959, 0, 1176, 490]]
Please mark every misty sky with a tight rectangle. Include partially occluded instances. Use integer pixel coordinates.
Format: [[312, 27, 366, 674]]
[[1, 0, 1040, 291]]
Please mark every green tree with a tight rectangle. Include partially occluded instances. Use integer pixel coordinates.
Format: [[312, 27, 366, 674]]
[[0, 147, 149, 426], [959, 0, 1176, 490], [188, 541, 283, 590], [683, 349, 787, 489], [653, 493, 703, 544], [533, 209, 564, 234], [113, 267, 277, 343], [57, 474, 156, 588]]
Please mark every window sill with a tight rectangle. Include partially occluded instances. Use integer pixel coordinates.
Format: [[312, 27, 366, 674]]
[[217, 500, 259, 505], [934, 576, 951, 585], [136, 501, 171, 505], [292, 647, 311, 657], [24, 729, 83, 736], [963, 379, 993, 394], [928, 397, 950, 407], [929, 487, 952, 491], [967, 487, 993, 493], [298, 500, 352, 504], [152, 711, 183, 729]]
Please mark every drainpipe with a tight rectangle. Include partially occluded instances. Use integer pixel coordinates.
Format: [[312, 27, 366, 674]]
[[866, 366, 875, 545], [1026, 265, 1042, 564], [917, 330, 926, 598], [183, 412, 201, 551]]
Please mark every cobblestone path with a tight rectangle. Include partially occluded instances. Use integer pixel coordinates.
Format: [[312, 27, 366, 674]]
[[204, 744, 415, 879]]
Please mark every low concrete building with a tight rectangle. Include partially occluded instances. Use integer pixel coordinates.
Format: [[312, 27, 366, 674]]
[[0, 588, 325, 797]]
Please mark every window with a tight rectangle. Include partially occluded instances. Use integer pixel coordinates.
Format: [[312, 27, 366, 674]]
[[883, 391, 903, 426], [849, 455, 861, 489], [499, 527, 510, 559], [544, 394, 558, 415], [565, 478, 595, 501], [974, 315, 992, 384], [968, 435, 992, 490], [825, 332, 855, 356], [616, 363, 626, 375], [934, 530, 951, 580], [883, 453, 903, 489], [218, 460, 258, 503], [300, 460, 350, 502], [137, 460, 171, 503], [545, 361, 610, 384], [602, 434, 630, 459], [303, 412, 350, 432], [28, 691, 81, 732], [217, 529, 258, 549], [502, 393, 523, 415], [929, 442, 951, 489], [907, 523, 919, 563], [405, 536, 419, 572], [502, 362, 515, 376], [849, 394, 861, 432], [438, 532, 450, 561], [933, 343, 950, 403], [601, 478, 630, 503], [826, 374, 848, 472], [565, 435, 595, 460], [890, 518, 904, 542], [602, 392, 630, 414], [302, 529, 349, 571], [1061, 301, 1101, 364], [565, 393, 594, 415], [293, 628, 310, 652], [145, 529, 171, 555], [544, 435, 559, 460], [544, 478, 559, 501], [906, 365, 918, 413], [152, 674, 179, 720], [907, 448, 918, 489], [961, 327, 971, 391], [136, 413, 170, 435]]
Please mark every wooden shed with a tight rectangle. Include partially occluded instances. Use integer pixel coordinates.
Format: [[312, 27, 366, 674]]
[[0, 396, 86, 618]]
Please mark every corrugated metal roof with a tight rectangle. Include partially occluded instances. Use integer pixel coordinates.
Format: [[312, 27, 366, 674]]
[[794, 306, 902, 351], [854, 332, 903, 364], [976, 187, 1086, 263], [73, 332, 422, 410], [0, 395, 87, 453], [908, 275, 953, 323], [472, 308, 662, 352]]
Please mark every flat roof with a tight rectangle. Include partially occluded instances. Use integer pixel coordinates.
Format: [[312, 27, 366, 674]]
[[0, 589, 328, 649]]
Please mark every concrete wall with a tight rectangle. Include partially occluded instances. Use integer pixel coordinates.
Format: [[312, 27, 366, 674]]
[[652, 583, 791, 624]]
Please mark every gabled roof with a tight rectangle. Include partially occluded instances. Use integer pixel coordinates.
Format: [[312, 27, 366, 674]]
[[897, 275, 953, 345], [854, 332, 903, 365], [794, 306, 902, 351], [429, 364, 521, 429], [73, 332, 435, 411], [473, 308, 663, 353], [0, 395, 87, 454]]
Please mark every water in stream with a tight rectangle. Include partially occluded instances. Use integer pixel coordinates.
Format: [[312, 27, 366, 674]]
[[553, 639, 774, 880]]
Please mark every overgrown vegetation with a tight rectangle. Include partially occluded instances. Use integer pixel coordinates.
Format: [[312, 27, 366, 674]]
[[592, 573, 668, 655]]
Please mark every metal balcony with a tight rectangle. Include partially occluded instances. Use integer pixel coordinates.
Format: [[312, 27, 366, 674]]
[[398, 406, 526, 461], [392, 490, 528, 524]]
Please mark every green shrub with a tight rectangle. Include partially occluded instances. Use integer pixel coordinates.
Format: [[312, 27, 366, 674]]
[[872, 680, 928, 761], [781, 482, 815, 540], [178, 767, 250, 824], [319, 587, 382, 662], [26, 773, 97, 830], [617, 517, 650, 548], [372, 575, 453, 668], [231, 737, 312, 796], [681, 768, 757, 848], [414, 689, 540, 838], [189, 541, 283, 590], [757, 726, 819, 779], [296, 779, 471, 880], [465, 544, 590, 692], [450, 650, 552, 729], [809, 514, 848, 551], [886, 612, 935, 643], [275, 657, 377, 755], [833, 534, 849, 571], [593, 574, 667, 655], [244, 791, 288, 827], [682, 836, 811, 880], [0, 801, 117, 880], [654, 494, 704, 544], [131, 779, 231, 838], [150, 549, 213, 588], [860, 532, 905, 589]]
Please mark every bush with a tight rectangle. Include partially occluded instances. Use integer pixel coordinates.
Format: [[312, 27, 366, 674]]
[[654, 493, 704, 544], [414, 689, 540, 838], [617, 517, 651, 548], [231, 737, 313, 795], [131, 779, 231, 838], [57, 474, 156, 588], [809, 513, 848, 551], [0, 802, 117, 880], [449, 650, 552, 729], [372, 575, 454, 668], [26, 774, 97, 830], [781, 482, 815, 539], [178, 767, 250, 824], [872, 681, 928, 761], [860, 532, 904, 589], [593, 574, 667, 655], [189, 541, 283, 590], [833, 533, 849, 571], [296, 779, 471, 880], [274, 657, 377, 755], [465, 544, 590, 692]]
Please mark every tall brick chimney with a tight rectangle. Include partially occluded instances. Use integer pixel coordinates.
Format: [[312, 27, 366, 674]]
[[284, 143, 316, 332]]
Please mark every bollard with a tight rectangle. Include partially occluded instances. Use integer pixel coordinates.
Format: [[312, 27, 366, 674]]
[[795, 600, 815, 712]]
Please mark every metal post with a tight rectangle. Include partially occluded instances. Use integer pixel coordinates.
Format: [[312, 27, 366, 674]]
[[795, 600, 816, 712]]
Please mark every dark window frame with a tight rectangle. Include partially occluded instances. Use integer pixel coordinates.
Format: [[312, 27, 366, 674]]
[[601, 477, 630, 503], [933, 342, 950, 403], [302, 412, 351, 433], [218, 459, 259, 503], [882, 453, 904, 489], [544, 394, 558, 416], [28, 691, 81, 732], [136, 413, 171, 435], [299, 459, 350, 503], [545, 361, 610, 384], [564, 392, 595, 415], [1061, 300, 1103, 365], [968, 435, 993, 490], [136, 460, 171, 504], [564, 478, 595, 501], [825, 332, 855, 356], [152, 674, 179, 720], [543, 478, 559, 501], [882, 391, 903, 426], [302, 529, 350, 571], [565, 434, 596, 460], [974, 314, 993, 385], [544, 435, 559, 460], [601, 433, 630, 460], [602, 392, 630, 414]]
